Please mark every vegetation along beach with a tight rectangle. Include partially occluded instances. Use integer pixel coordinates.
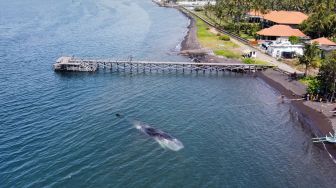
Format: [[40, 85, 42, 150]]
[[1, 0, 336, 187]]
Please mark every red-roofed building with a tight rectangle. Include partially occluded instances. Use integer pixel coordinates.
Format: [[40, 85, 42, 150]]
[[311, 37, 336, 58], [311, 37, 336, 46], [262, 11, 308, 28], [246, 10, 308, 28], [257, 25, 307, 40]]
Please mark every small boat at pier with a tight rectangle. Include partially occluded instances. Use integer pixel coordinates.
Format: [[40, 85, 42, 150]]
[[312, 132, 336, 143]]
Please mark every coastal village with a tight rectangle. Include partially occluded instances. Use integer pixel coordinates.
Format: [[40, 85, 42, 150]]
[[153, 0, 336, 154]]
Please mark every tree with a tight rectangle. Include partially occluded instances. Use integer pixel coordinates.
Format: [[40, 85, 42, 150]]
[[289, 36, 300, 44], [317, 52, 336, 101], [299, 1, 336, 38], [298, 43, 320, 76], [212, 0, 336, 38]]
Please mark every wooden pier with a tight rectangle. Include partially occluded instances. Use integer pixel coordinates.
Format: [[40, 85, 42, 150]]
[[53, 56, 274, 73]]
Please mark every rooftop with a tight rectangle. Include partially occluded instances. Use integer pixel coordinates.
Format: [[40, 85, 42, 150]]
[[257, 25, 307, 37], [311, 37, 336, 46], [263, 11, 308, 25]]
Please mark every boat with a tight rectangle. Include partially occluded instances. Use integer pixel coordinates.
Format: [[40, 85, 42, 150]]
[[312, 132, 336, 143]]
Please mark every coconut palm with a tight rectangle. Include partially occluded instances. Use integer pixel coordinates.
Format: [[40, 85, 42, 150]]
[[298, 42, 320, 76]]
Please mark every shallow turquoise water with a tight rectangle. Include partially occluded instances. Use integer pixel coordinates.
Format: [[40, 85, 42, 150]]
[[1, 0, 336, 187]]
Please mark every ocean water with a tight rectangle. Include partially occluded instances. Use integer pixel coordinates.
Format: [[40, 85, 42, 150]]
[[1, 0, 336, 187]]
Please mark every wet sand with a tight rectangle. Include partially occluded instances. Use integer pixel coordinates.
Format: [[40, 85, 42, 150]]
[[178, 8, 336, 161]]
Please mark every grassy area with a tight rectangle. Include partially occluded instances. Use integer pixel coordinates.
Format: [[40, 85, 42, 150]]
[[194, 10, 256, 40], [192, 13, 272, 65], [214, 50, 241, 59], [194, 17, 241, 59], [242, 58, 269, 65]]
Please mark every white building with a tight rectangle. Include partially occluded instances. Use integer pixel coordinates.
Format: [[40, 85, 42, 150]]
[[266, 40, 304, 59]]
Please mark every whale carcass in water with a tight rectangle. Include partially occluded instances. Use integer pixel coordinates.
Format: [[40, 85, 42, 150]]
[[134, 121, 184, 151]]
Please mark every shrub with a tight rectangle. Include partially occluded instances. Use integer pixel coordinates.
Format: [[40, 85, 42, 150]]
[[307, 78, 320, 94], [219, 35, 230, 41], [289, 36, 300, 44], [194, 7, 203, 12], [300, 76, 320, 94], [243, 58, 254, 64]]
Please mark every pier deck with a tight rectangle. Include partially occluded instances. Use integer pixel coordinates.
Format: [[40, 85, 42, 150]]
[[53, 56, 274, 73]]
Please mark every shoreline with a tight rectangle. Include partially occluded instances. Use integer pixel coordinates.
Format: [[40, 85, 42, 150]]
[[177, 6, 336, 162]]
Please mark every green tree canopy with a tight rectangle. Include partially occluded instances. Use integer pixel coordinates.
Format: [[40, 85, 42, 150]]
[[317, 52, 336, 100], [298, 43, 320, 76]]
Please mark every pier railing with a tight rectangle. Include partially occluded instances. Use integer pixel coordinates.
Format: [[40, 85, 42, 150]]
[[53, 56, 275, 73]]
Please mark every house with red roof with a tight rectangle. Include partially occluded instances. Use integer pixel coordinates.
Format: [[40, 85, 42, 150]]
[[246, 10, 308, 27], [257, 25, 307, 41], [262, 11, 308, 28], [248, 10, 309, 42], [311, 37, 336, 58], [311, 37, 336, 46], [256, 25, 307, 59]]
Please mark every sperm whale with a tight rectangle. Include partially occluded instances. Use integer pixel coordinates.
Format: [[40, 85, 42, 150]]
[[115, 113, 184, 151]]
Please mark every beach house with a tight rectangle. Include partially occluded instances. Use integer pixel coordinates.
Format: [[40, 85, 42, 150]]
[[256, 24, 307, 41], [254, 10, 308, 41], [265, 40, 304, 59], [261, 11, 308, 28], [311, 37, 336, 58]]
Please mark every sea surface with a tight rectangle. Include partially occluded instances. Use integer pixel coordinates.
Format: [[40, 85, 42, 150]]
[[1, 0, 336, 187]]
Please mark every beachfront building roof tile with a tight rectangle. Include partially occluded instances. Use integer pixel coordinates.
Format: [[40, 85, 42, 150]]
[[311, 37, 336, 46], [257, 25, 307, 37], [262, 11, 308, 25]]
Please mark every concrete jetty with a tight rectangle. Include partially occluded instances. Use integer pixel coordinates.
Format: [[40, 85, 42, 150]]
[[53, 56, 274, 73]]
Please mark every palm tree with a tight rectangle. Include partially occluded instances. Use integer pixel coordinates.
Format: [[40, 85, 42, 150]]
[[298, 42, 320, 76]]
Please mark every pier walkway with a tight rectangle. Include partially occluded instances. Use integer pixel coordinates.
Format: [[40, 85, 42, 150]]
[[53, 56, 274, 73]]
